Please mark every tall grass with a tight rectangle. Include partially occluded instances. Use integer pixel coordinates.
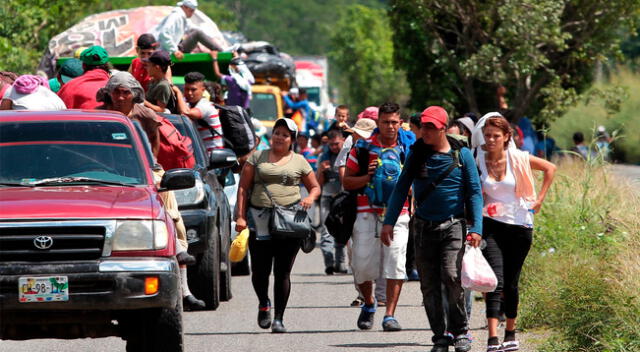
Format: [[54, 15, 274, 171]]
[[550, 68, 640, 164], [518, 160, 640, 351]]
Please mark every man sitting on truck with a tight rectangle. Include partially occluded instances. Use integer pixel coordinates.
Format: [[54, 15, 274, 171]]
[[128, 33, 158, 92], [152, 0, 225, 61], [57, 45, 112, 109], [143, 51, 175, 113], [171, 71, 224, 154]]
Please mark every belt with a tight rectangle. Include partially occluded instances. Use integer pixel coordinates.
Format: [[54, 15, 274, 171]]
[[415, 215, 465, 231]]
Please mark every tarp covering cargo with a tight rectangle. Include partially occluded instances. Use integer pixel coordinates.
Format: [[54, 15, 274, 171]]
[[38, 6, 228, 77], [238, 41, 295, 91]]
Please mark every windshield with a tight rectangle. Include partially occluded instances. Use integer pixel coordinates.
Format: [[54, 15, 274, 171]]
[[250, 93, 278, 121], [0, 120, 146, 186], [305, 87, 321, 106]]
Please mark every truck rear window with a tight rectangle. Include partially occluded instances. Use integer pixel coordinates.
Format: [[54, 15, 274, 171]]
[[0, 121, 146, 185]]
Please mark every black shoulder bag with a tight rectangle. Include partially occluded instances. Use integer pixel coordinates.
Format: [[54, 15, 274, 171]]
[[256, 172, 311, 241]]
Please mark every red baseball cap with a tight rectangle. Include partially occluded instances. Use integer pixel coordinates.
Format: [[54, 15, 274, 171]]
[[420, 106, 448, 129]]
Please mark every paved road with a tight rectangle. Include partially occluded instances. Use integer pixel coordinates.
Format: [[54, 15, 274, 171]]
[[610, 164, 640, 190], [0, 247, 540, 352]]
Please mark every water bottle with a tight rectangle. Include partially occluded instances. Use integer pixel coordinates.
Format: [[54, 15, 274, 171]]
[[524, 202, 535, 228]]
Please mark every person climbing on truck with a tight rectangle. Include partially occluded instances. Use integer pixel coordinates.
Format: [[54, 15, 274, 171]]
[[152, 0, 225, 61], [211, 51, 254, 110]]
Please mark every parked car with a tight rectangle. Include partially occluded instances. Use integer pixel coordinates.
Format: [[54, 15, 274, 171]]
[[163, 114, 236, 309], [0, 110, 194, 351]]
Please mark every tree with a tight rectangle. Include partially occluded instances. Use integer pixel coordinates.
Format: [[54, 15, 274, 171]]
[[218, 0, 386, 55], [329, 5, 410, 114], [389, 0, 640, 124]]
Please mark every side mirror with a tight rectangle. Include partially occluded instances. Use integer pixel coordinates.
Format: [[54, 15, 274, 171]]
[[158, 168, 195, 192], [208, 148, 238, 170]]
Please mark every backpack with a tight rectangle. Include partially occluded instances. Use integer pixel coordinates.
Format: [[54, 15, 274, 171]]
[[324, 142, 370, 244], [356, 139, 406, 207], [409, 135, 466, 207], [156, 116, 196, 170], [213, 104, 256, 157]]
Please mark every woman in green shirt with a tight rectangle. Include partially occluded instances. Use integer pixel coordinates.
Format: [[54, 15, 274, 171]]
[[236, 118, 321, 333]]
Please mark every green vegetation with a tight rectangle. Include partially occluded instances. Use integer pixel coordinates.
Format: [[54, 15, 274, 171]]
[[217, 0, 386, 56], [518, 161, 640, 351], [0, 0, 235, 73], [388, 0, 640, 124], [549, 69, 640, 164], [329, 5, 409, 113]]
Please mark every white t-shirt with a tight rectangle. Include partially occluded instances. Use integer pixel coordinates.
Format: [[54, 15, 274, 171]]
[[3, 85, 66, 111], [335, 135, 353, 168], [478, 151, 533, 226], [191, 98, 224, 153]]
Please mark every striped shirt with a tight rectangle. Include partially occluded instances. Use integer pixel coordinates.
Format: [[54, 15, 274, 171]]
[[300, 147, 318, 171], [346, 134, 409, 215], [192, 98, 224, 153]]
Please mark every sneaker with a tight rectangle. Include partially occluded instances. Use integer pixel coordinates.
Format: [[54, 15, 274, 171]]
[[432, 336, 453, 352], [381, 316, 402, 331], [334, 263, 348, 274], [325, 266, 335, 275], [176, 251, 196, 266], [350, 297, 364, 307], [430, 343, 449, 352], [183, 295, 205, 311], [257, 300, 271, 329], [453, 335, 472, 352], [357, 303, 376, 330], [407, 269, 420, 281], [501, 340, 519, 351], [486, 343, 502, 352], [271, 319, 287, 333]]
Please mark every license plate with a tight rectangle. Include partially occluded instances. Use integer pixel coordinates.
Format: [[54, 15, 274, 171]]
[[18, 276, 69, 303]]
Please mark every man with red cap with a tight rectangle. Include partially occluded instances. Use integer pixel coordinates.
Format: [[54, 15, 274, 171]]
[[381, 106, 483, 352]]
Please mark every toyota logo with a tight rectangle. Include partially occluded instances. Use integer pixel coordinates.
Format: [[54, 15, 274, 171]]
[[33, 236, 54, 250]]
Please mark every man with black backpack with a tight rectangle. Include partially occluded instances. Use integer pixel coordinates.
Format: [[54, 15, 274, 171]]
[[381, 106, 483, 352], [343, 102, 413, 332]]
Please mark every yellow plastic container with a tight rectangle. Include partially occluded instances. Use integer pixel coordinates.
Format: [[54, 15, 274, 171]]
[[229, 229, 249, 263]]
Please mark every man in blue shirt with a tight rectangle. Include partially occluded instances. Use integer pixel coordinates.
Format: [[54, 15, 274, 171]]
[[283, 89, 318, 133], [381, 106, 483, 352]]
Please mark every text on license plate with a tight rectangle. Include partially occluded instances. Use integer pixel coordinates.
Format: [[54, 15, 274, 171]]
[[18, 276, 69, 303]]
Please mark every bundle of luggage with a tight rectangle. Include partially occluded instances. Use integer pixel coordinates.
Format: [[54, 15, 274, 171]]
[[238, 41, 295, 84]]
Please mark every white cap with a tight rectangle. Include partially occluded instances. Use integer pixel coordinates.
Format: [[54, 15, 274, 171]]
[[177, 0, 198, 9]]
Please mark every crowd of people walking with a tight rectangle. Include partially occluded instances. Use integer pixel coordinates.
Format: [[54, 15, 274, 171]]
[[0, 2, 563, 350]]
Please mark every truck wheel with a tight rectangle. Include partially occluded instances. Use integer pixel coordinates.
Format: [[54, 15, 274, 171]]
[[219, 219, 233, 302], [124, 298, 184, 352], [189, 220, 220, 310]]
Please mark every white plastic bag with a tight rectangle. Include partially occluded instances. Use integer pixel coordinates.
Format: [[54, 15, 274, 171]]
[[461, 245, 498, 292]]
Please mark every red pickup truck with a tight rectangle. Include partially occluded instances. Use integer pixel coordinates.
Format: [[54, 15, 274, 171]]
[[0, 110, 195, 351]]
